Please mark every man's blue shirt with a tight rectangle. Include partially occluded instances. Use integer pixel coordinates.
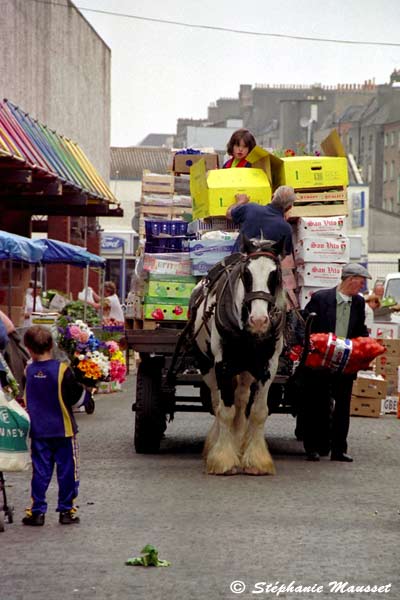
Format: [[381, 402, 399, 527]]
[[231, 202, 293, 254]]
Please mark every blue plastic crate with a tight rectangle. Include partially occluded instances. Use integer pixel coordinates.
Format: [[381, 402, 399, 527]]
[[145, 220, 189, 239]]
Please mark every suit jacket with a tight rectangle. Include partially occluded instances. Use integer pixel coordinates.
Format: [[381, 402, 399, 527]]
[[304, 286, 369, 339]]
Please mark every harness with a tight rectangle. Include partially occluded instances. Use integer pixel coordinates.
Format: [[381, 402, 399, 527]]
[[214, 250, 285, 343], [168, 246, 287, 385]]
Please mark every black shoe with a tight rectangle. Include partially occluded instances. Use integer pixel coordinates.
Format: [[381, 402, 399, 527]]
[[59, 509, 80, 525], [331, 453, 353, 462], [22, 512, 45, 526], [306, 452, 320, 461], [318, 447, 331, 457]]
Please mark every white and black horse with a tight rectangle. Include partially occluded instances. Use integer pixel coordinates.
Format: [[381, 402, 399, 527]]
[[189, 237, 287, 475]]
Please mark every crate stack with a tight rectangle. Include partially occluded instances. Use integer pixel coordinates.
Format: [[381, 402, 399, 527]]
[[139, 170, 192, 241], [293, 215, 350, 308], [128, 170, 196, 329], [350, 372, 387, 418]]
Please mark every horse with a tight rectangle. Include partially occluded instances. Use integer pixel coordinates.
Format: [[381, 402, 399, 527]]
[[188, 236, 287, 475]]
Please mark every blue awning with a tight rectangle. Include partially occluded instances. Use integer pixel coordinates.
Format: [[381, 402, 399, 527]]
[[0, 230, 46, 263], [33, 238, 105, 268]]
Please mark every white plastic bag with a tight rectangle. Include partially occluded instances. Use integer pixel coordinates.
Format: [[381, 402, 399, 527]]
[[0, 388, 31, 472]]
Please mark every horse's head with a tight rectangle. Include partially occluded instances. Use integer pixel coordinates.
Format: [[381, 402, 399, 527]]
[[238, 236, 286, 336]]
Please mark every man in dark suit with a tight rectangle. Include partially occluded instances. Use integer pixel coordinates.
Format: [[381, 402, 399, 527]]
[[301, 262, 371, 462]]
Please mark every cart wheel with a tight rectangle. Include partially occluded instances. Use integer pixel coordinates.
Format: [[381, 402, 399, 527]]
[[134, 358, 167, 454], [0, 511, 4, 532]]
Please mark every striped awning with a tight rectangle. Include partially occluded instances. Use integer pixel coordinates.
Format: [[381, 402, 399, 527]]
[[0, 99, 121, 216]]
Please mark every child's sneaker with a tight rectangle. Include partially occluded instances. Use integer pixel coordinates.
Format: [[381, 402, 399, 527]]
[[59, 508, 80, 524], [22, 510, 45, 526]]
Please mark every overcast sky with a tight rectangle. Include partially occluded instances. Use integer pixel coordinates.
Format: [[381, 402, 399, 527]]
[[78, 0, 400, 147]]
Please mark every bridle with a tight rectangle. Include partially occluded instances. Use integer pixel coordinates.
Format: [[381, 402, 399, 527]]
[[240, 250, 282, 310]]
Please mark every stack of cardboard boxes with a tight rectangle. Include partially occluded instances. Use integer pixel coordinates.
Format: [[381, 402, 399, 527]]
[[350, 372, 387, 418], [126, 169, 195, 327], [294, 215, 349, 308]]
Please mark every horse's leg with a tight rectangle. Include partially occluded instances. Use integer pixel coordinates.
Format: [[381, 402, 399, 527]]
[[204, 364, 241, 476], [241, 379, 275, 475], [202, 368, 221, 461], [241, 348, 282, 475], [233, 372, 254, 457]]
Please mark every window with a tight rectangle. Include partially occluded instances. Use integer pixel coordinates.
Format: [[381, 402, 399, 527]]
[[391, 132, 395, 146], [390, 161, 395, 181], [384, 133, 389, 147], [383, 162, 387, 182], [368, 134, 373, 151], [389, 197, 394, 212]]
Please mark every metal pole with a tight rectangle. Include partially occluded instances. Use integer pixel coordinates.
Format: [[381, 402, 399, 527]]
[[7, 259, 12, 318], [33, 264, 38, 312], [99, 268, 105, 323], [83, 265, 89, 323], [121, 241, 126, 304]]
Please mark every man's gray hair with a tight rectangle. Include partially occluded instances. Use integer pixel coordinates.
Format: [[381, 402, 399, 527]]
[[271, 185, 296, 212]]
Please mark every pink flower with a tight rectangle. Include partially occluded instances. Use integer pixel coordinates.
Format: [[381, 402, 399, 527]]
[[106, 340, 119, 353], [69, 325, 82, 340], [110, 360, 127, 384]]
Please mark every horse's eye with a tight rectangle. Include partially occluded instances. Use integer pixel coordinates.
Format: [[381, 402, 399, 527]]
[[267, 271, 277, 294]]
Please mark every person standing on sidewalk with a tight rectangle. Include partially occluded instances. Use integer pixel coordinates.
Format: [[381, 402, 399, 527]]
[[22, 326, 95, 526], [300, 263, 371, 462]]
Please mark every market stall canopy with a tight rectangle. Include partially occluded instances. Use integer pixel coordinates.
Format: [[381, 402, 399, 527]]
[[0, 99, 122, 217], [33, 238, 105, 268], [0, 230, 45, 263]]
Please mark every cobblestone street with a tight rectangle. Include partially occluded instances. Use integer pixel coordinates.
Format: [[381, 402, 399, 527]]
[[2, 374, 400, 600]]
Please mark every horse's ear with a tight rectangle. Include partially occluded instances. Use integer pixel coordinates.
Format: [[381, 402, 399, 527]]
[[272, 238, 286, 258], [239, 233, 254, 254]]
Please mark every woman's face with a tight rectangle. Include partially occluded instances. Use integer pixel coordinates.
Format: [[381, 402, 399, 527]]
[[233, 140, 249, 161]]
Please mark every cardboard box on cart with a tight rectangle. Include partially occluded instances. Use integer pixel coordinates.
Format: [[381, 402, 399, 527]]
[[173, 152, 219, 174], [189, 146, 279, 219], [275, 130, 349, 217]]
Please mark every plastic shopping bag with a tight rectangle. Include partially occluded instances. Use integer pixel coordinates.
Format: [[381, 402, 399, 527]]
[[0, 388, 31, 472]]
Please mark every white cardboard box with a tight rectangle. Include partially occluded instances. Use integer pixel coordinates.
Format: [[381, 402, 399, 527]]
[[294, 236, 350, 264], [299, 286, 324, 309], [370, 323, 400, 339], [296, 215, 347, 238], [297, 262, 342, 288]]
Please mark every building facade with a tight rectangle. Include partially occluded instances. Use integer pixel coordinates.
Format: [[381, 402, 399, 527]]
[[0, 0, 117, 313]]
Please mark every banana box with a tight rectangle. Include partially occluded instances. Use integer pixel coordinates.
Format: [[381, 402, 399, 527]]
[[143, 296, 189, 321], [144, 274, 197, 299], [190, 146, 277, 219], [273, 130, 349, 190]]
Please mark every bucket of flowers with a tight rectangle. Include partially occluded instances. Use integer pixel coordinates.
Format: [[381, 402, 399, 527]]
[[56, 316, 126, 391]]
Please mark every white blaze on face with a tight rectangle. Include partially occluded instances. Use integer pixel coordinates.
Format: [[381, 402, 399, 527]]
[[247, 257, 276, 334]]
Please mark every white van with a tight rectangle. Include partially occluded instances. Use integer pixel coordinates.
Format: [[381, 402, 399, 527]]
[[384, 273, 400, 303]]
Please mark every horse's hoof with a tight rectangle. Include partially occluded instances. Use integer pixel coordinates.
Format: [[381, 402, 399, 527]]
[[206, 466, 239, 476], [222, 467, 239, 476], [243, 465, 276, 476]]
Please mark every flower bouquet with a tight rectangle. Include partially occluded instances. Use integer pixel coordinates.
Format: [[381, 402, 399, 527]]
[[57, 317, 126, 388]]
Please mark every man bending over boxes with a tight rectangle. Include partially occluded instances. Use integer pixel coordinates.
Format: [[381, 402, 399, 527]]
[[226, 185, 296, 255]]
